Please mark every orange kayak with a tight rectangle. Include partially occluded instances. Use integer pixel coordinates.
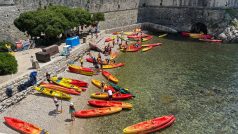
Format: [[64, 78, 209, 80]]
[[40, 82, 80, 95], [144, 117, 176, 134], [74, 107, 122, 118], [103, 63, 124, 69], [4, 117, 48, 134], [88, 100, 133, 109], [123, 115, 175, 134], [102, 70, 119, 83], [68, 64, 94, 76]]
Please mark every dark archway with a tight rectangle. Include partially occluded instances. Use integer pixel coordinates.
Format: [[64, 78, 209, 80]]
[[190, 22, 208, 34]]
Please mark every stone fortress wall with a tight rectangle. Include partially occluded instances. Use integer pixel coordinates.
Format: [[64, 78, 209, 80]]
[[138, 0, 238, 34], [1, 0, 238, 41], [0, 0, 140, 42]]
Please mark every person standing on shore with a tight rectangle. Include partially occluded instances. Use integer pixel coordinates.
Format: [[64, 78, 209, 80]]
[[69, 102, 76, 121], [107, 89, 113, 100], [53, 97, 60, 114], [79, 57, 83, 67], [101, 81, 105, 92], [46, 72, 51, 83]]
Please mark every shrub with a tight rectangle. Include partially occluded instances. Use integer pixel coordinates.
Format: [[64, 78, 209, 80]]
[[0, 41, 15, 52], [0, 52, 18, 75]]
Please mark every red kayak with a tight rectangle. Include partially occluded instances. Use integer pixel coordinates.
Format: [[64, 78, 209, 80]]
[[91, 92, 133, 100], [69, 79, 88, 87], [88, 100, 133, 109], [123, 115, 175, 134], [105, 38, 113, 42], [4, 117, 47, 134], [68, 64, 94, 76], [86, 57, 108, 65], [122, 43, 142, 52], [74, 107, 122, 118], [199, 38, 222, 43], [181, 32, 190, 37], [145, 117, 176, 133], [40, 82, 80, 95]]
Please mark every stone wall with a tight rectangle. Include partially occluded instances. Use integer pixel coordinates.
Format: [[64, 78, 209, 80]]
[[138, 6, 231, 34], [0, 0, 140, 42], [139, 0, 238, 8]]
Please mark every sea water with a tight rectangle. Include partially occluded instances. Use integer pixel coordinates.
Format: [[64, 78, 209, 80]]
[[83, 35, 238, 134]]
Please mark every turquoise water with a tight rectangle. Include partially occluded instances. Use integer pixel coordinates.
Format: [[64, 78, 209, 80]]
[[84, 35, 238, 134]]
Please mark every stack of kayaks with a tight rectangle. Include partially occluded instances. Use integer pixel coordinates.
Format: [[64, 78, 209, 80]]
[[91, 79, 116, 92], [91, 92, 133, 100], [123, 115, 176, 134], [34, 86, 72, 99], [40, 82, 80, 95], [4, 117, 48, 134], [68, 64, 94, 76], [50, 77, 83, 92], [102, 70, 119, 83], [74, 107, 122, 118], [88, 100, 133, 109], [103, 63, 124, 69]]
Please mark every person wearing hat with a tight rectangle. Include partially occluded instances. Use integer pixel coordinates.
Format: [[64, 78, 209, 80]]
[[53, 97, 60, 114], [69, 102, 76, 121], [101, 81, 105, 92]]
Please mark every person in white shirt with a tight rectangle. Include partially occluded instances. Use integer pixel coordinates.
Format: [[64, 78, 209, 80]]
[[107, 89, 113, 100]]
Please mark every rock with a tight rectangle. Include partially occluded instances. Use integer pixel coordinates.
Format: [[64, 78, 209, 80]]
[[218, 33, 227, 40]]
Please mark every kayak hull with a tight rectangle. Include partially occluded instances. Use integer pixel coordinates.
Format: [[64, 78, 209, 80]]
[[34, 86, 71, 99], [199, 39, 222, 43], [91, 92, 133, 100], [102, 70, 119, 83], [51, 76, 88, 87], [74, 107, 122, 118], [103, 63, 124, 69], [4, 117, 46, 134], [68, 64, 94, 76], [123, 115, 175, 134], [40, 82, 80, 95], [142, 46, 153, 52], [91, 79, 116, 92], [88, 100, 133, 109], [50, 77, 83, 92]]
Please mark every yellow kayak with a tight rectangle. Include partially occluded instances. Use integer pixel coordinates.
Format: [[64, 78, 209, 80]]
[[158, 34, 168, 38], [34, 86, 71, 99], [142, 46, 153, 52], [103, 63, 124, 69], [50, 77, 82, 92], [91, 79, 116, 92]]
